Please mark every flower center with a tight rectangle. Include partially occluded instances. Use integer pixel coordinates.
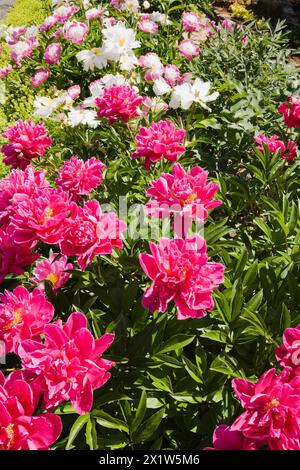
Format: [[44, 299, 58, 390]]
[[118, 37, 126, 47], [39, 206, 54, 224], [3, 308, 23, 331], [46, 273, 59, 286], [0, 423, 15, 450], [264, 398, 280, 412]]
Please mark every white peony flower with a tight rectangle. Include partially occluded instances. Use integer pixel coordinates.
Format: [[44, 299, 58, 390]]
[[153, 78, 172, 96], [102, 22, 140, 61], [190, 78, 219, 111], [68, 107, 98, 128], [169, 83, 194, 110], [76, 48, 107, 71], [169, 79, 219, 111], [119, 52, 139, 71]]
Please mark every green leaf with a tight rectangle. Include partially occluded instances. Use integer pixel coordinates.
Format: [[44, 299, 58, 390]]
[[93, 410, 129, 433], [133, 407, 165, 443], [131, 390, 147, 433], [86, 415, 98, 450], [65, 414, 89, 450], [155, 335, 195, 354]]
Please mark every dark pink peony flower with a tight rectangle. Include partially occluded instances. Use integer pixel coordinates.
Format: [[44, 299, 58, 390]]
[[9, 188, 70, 245], [56, 156, 105, 200], [1, 120, 52, 169], [0, 165, 49, 227], [278, 96, 300, 128], [0, 370, 62, 449], [0, 286, 54, 354], [205, 424, 263, 450], [131, 120, 186, 170], [44, 42, 61, 65], [31, 68, 50, 89], [18, 312, 115, 414], [232, 368, 300, 450], [146, 163, 221, 236], [95, 84, 143, 124], [32, 254, 73, 293], [139, 236, 224, 319], [255, 134, 297, 162], [276, 325, 300, 368], [0, 228, 39, 283], [59, 199, 126, 270]]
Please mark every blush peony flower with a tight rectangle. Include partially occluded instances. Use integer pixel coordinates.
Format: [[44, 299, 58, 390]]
[[59, 199, 127, 270], [131, 120, 186, 170], [278, 96, 300, 128], [53, 5, 79, 23], [146, 163, 221, 236], [56, 156, 105, 200], [9, 188, 70, 245], [95, 84, 143, 124], [40, 15, 58, 32], [31, 68, 50, 88], [231, 368, 300, 450], [275, 325, 300, 368], [0, 286, 54, 354], [181, 11, 202, 32], [164, 64, 181, 87], [0, 228, 39, 283], [1, 119, 52, 170], [0, 165, 49, 226], [139, 53, 164, 82], [32, 254, 73, 293], [178, 39, 199, 61], [43, 42, 61, 65], [0, 370, 62, 449], [255, 134, 297, 162], [138, 19, 158, 34], [85, 8, 102, 20], [67, 84, 81, 101], [139, 236, 225, 319], [206, 424, 262, 450], [18, 312, 115, 414], [10, 40, 33, 66], [64, 21, 88, 44]]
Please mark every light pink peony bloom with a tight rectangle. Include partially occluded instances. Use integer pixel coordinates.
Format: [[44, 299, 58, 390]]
[[0, 370, 62, 449], [52, 27, 63, 40], [222, 19, 234, 32], [95, 84, 143, 124], [0, 65, 13, 79], [0, 228, 39, 283], [164, 64, 181, 87], [146, 163, 221, 236], [9, 187, 70, 245], [59, 199, 126, 270], [64, 22, 88, 44], [67, 85, 81, 100], [181, 11, 202, 32], [178, 39, 199, 61], [205, 424, 263, 450], [139, 236, 224, 319], [86, 8, 102, 20], [53, 5, 79, 23], [19, 312, 115, 414], [232, 368, 300, 450], [1, 119, 52, 170], [139, 53, 164, 82], [276, 325, 300, 368], [138, 19, 158, 34], [0, 286, 54, 354], [6, 26, 27, 45], [278, 96, 300, 128], [10, 40, 33, 66], [56, 156, 105, 200], [255, 134, 297, 162], [131, 120, 186, 170], [31, 68, 50, 88], [32, 254, 73, 293], [44, 42, 61, 65], [40, 15, 58, 32], [0, 165, 49, 227]]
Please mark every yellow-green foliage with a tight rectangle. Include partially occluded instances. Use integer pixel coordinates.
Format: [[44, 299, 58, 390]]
[[5, 0, 51, 26], [230, 2, 255, 20]]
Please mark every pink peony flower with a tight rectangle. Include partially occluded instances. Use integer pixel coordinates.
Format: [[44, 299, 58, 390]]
[[40, 15, 58, 32], [138, 19, 158, 34], [64, 22, 88, 44], [1, 119, 52, 170], [52, 27, 63, 40], [0, 286, 54, 354], [131, 120, 186, 170], [53, 5, 79, 23], [18, 312, 115, 414], [59, 199, 126, 270], [178, 39, 199, 61], [164, 64, 181, 87], [0, 65, 13, 79], [10, 40, 33, 66], [0, 370, 62, 449], [242, 35, 248, 46], [222, 19, 234, 32], [206, 424, 262, 450], [86, 8, 102, 20], [276, 325, 300, 368], [67, 85, 81, 101], [232, 368, 300, 450], [95, 84, 143, 124], [43, 42, 61, 65], [31, 68, 50, 89], [181, 11, 202, 32], [56, 156, 105, 200], [32, 254, 73, 293], [278, 96, 300, 128], [6, 27, 27, 46], [0, 228, 39, 283], [0, 165, 49, 227], [139, 236, 225, 319], [9, 187, 70, 245], [146, 163, 221, 236], [255, 134, 297, 162]]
